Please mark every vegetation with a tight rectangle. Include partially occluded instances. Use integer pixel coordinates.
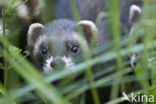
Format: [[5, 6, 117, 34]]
[[0, 0, 156, 104]]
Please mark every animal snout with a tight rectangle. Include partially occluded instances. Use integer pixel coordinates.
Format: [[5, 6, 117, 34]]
[[50, 58, 65, 69]]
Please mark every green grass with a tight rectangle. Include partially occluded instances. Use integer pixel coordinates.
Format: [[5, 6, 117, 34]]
[[0, 0, 156, 104]]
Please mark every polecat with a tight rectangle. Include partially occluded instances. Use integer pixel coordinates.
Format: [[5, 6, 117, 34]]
[[26, 1, 143, 72]]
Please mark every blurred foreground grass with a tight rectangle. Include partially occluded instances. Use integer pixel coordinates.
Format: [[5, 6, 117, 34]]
[[0, 0, 156, 104]]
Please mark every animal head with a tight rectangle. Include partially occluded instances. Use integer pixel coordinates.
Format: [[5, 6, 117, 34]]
[[27, 19, 98, 72]]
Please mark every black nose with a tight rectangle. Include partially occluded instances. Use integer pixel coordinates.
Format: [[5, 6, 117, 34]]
[[50, 59, 65, 69]]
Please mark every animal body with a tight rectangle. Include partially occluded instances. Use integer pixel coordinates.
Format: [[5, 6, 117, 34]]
[[26, 2, 143, 104]]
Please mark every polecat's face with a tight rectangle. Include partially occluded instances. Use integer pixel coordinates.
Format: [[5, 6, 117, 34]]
[[27, 19, 98, 72]]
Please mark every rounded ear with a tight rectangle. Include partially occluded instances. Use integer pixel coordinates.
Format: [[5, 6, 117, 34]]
[[129, 5, 142, 25], [27, 23, 44, 46], [77, 20, 98, 45]]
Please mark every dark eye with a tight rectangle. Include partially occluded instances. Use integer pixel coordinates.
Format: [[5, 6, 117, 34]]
[[41, 48, 47, 55], [71, 46, 78, 53]]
